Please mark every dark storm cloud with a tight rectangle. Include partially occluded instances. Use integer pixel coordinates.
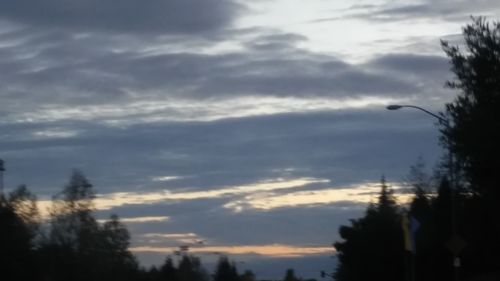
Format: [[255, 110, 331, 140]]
[[0, 0, 243, 34]]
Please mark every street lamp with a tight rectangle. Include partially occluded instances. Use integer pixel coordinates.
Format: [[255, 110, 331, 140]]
[[386, 105, 447, 124], [386, 104, 462, 281]]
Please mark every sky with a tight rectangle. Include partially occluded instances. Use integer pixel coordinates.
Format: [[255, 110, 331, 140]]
[[1, 0, 499, 279]]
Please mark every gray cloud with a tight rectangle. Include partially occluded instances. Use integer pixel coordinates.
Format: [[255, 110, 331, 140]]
[[1, 109, 443, 195], [0, 27, 452, 117], [0, 0, 243, 35], [0, 8, 457, 275], [367, 54, 449, 75], [342, 1, 500, 23]]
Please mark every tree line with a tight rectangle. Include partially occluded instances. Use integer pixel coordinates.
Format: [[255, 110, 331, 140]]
[[0, 170, 311, 281], [333, 17, 500, 281]]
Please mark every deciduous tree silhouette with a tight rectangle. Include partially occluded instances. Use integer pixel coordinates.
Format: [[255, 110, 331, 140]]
[[38, 170, 139, 281], [8, 184, 40, 239], [0, 194, 36, 280]]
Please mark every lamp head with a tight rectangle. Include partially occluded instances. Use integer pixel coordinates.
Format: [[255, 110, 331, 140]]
[[386, 105, 403, 110]]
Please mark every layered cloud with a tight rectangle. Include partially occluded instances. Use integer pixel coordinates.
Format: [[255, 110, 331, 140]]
[[97, 216, 170, 224], [224, 182, 413, 212], [0, 0, 243, 34], [38, 178, 412, 216], [1, 0, 493, 277], [314, 0, 500, 23], [347, 0, 500, 23], [130, 244, 333, 258]]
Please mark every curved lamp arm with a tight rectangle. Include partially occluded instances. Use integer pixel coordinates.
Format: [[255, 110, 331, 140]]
[[386, 104, 448, 125]]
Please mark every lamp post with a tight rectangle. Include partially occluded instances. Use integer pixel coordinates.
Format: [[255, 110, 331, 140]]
[[386, 104, 461, 281], [386, 105, 447, 123]]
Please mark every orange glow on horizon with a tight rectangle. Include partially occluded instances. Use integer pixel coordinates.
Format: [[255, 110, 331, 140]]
[[130, 244, 334, 258]]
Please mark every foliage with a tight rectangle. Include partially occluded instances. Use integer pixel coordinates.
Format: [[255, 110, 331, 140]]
[[159, 257, 177, 281], [38, 170, 139, 281], [0, 195, 37, 280], [283, 269, 300, 281], [177, 255, 208, 281], [441, 16, 500, 279], [240, 270, 256, 281], [333, 17, 500, 281], [8, 184, 40, 237], [333, 177, 404, 281], [441, 17, 500, 197], [214, 256, 239, 281]]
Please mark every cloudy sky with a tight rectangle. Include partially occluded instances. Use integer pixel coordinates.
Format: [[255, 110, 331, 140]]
[[1, 0, 499, 279]]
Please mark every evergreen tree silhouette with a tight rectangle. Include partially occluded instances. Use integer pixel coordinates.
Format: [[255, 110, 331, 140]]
[[160, 257, 178, 281], [441, 17, 500, 279], [334, 177, 404, 281], [214, 256, 239, 281], [283, 269, 300, 281]]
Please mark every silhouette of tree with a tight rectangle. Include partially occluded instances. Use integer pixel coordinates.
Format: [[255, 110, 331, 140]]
[[49, 169, 98, 250], [36, 170, 140, 281], [177, 255, 208, 281], [441, 17, 500, 197], [42, 170, 99, 280], [427, 178, 454, 281], [8, 184, 40, 237], [333, 177, 404, 281], [99, 214, 139, 281], [214, 256, 239, 281], [240, 270, 256, 281], [441, 17, 500, 278], [159, 257, 177, 281], [405, 160, 433, 281], [0, 194, 36, 280], [283, 269, 300, 281], [148, 266, 162, 281]]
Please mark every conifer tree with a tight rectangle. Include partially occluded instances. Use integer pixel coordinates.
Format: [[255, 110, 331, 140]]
[[214, 256, 239, 281], [334, 177, 404, 281], [440, 17, 500, 278]]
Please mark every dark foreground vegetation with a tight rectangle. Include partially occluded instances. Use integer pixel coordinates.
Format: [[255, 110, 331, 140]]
[[333, 17, 500, 281], [1, 17, 499, 281], [1, 171, 307, 281]]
